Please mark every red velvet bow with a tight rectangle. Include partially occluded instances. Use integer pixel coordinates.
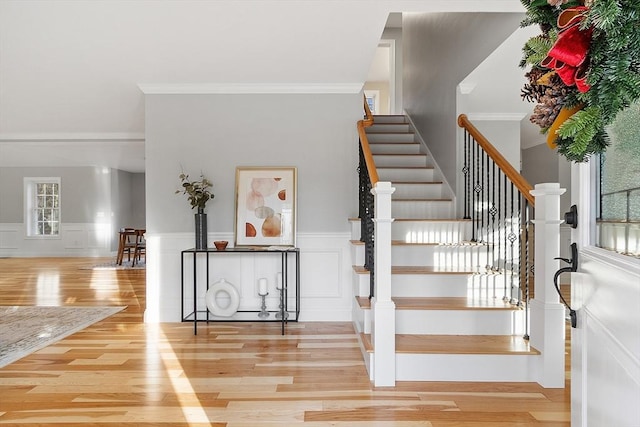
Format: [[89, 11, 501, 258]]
[[542, 6, 593, 93]]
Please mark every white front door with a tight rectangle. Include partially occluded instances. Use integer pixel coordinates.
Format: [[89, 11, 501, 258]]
[[570, 159, 640, 425]]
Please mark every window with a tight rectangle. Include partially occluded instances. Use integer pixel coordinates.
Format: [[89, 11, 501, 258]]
[[24, 178, 61, 237], [596, 102, 640, 257]]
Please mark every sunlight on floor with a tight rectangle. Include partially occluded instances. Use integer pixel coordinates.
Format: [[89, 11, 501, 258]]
[[36, 272, 60, 306], [146, 324, 209, 425]]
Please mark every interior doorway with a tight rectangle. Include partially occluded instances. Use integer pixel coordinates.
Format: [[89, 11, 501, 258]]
[[365, 39, 397, 115]]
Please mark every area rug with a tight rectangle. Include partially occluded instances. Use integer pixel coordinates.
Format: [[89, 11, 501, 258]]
[[0, 305, 125, 368], [80, 260, 145, 270]]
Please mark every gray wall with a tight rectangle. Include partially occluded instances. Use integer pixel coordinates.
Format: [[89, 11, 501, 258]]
[[0, 166, 111, 223], [110, 170, 146, 250], [521, 143, 572, 216], [0, 166, 145, 255], [521, 144, 559, 186], [145, 93, 362, 235], [402, 12, 524, 193]]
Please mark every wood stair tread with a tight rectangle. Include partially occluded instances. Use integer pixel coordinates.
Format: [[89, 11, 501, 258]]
[[350, 239, 442, 246], [356, 296, 519, 311], [353, 265, 475, 274], [365, 130, 414, 134], [348, 217, 471, 222], [378, 166, 434, 169], [373, 153, 426, 156], [392, 181, 444, 184], [393, 198, 453, 202], [369, 141, 418, 145], [360, 333, 539, 355]]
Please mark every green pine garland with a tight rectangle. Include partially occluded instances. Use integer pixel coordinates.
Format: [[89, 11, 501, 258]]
[[520, 0, 640, 162]]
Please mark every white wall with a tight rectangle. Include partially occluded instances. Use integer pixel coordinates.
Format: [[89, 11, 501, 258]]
[[144, 91, 363, 322], [403, 12, 524, 194], [0, 166, 116, 256], [572, 249, 640, 426]]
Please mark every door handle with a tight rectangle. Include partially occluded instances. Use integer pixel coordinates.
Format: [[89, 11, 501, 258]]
[[564, 204, 578, 229], [554, 243, 578, 328]]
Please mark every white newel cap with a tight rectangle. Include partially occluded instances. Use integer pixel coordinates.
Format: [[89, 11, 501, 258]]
[[529, 182, 566, 197]]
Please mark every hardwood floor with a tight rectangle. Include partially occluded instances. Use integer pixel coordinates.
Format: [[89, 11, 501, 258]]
[[0, 257, 570, 426]]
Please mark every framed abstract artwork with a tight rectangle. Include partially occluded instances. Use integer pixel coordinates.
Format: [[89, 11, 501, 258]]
[[234, 166, 297, 247]]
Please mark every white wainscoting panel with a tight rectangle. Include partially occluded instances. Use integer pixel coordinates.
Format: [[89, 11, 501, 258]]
[[145, 232, 353, 323], [0, 224, 20, 249], [0, 223, 112, 257], [572, 248, 640, 427]]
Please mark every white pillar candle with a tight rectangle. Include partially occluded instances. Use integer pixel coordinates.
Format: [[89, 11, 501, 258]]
[[276, 272, 283, 290], [258, 278, 268, 295]]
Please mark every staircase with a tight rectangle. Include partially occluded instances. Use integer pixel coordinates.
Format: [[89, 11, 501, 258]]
[[351, 114, 540, 383]]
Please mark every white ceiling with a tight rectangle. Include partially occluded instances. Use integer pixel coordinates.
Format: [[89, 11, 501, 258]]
[[0, 1, 526, 173]]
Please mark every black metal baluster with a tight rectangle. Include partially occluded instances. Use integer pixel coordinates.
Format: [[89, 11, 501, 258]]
[[463, 131, 471, 219], [508, 183, 516, 304], [480, 150, 485, 246], [473, 138, 481, 242], [516, 191, 522, 305], [503, 173, 508, 300], [490, 161, 497, 274], [358, 143, 375, 299], [497, 168, 502, 276]]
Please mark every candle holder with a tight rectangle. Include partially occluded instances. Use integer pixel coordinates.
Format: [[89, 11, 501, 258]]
[[258, 292, 269, 318], [276, 287, 289, 319]]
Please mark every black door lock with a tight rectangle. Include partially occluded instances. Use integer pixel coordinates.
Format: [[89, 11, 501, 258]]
[[554, 243, 578, 328], [564, 205, 578, 229]]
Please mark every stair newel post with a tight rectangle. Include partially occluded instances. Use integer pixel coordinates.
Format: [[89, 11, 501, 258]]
[[529, 183, 567, 388], [371, 181, 396, 387]]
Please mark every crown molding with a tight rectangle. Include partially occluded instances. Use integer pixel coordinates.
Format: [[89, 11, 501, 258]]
[[138, 83, 364, 95], [458, 82, 477, 94], [0, 133, 145, 143]]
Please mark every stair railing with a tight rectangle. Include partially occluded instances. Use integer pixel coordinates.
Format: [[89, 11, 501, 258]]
[[358, 96, 396, 386], [358, 96, 377, 298], [457, 114, 535, 338]]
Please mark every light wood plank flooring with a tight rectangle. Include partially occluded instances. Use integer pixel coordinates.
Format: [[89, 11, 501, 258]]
[[0, 257, 570, 426]]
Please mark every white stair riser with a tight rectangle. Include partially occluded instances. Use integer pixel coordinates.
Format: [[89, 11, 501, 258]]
[[378, 168, 435, 182], [372, 115, 408, 124], [391, 273, 516, 301], [392, 200, 454, 219], [354, 272, 517, 300], [352, 303, 372, 334], [356, 334, 375, 381], [352, 243, 491, 268], [392, 221, 472, 243], [393, 245, 492, 268], [367, 123, 411, 133], [366, 133, 416, 143], [355, 271, 478, 298], [351, 243, 364, 266], [353, 271, 372, 298], [396, 309, 525, 335], [374, 155, 429, 168], [395, 353, 537, 382], [466, 273, 518, 300], [349, 219, 473, 244], [391, 274, 472, 297], [370, 143, 422, 155], [393, 183, 445, 199], [349, 220, 361, 240]]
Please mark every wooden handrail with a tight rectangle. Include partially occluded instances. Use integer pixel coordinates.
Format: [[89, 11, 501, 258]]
[[358, 95, 378, 184], [458, 114, 534, 206]]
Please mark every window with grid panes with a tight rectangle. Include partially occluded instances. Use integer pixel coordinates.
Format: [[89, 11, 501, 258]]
[[24, 178, 61, 237]]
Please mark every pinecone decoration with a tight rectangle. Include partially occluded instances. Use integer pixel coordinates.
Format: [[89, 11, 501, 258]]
[[521, 68, 547, 103], [547, 0, 571, 6], [524, 71, 571, 129]]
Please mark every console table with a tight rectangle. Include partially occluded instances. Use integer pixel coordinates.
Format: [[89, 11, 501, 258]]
[[181, 247, 300, 335]]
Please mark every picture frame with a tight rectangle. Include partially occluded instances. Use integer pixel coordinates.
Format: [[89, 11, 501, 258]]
[[234, 166, 297, 247]]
